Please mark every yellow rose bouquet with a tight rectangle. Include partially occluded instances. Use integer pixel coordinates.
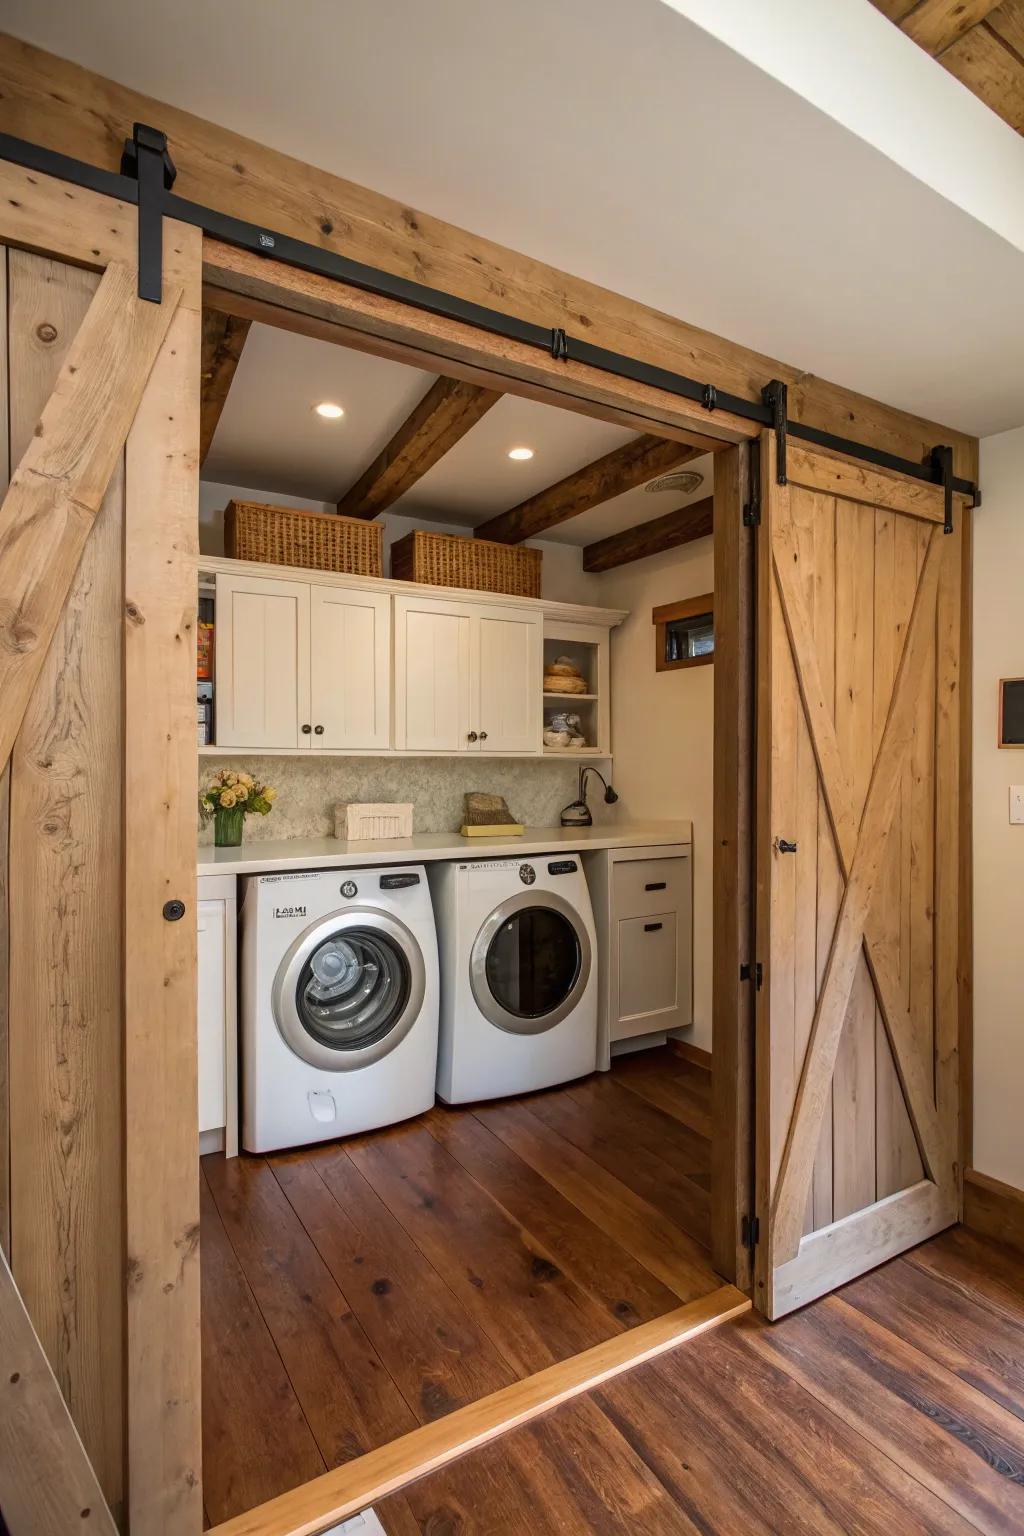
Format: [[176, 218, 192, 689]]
[[200, 769, 277, 847]]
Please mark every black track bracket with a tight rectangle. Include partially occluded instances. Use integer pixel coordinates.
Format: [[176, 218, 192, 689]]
[[930, 444, 955, 535], [121, 123, 177, 302], [762, 379, 788, 485]]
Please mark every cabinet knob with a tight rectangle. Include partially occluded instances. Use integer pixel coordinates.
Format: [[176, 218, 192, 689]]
[[467, 731, 478, 742], [479, 730, 488, 741], [301, 723, 312, 735], [776, 838, 798, 854], [314, 724, 325, 735]]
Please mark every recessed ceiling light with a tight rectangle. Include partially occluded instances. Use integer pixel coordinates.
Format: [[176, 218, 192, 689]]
[[315, 401, 344, 420], [508, 446, 534, 461]]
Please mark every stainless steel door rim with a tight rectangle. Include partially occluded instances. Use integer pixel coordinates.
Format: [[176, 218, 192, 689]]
[[272, 906, 426, 1071], [469, 889, 592, 1036]]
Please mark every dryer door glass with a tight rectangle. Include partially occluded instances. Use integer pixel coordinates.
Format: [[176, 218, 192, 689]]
[[295, 928, 411, 1053], [484, 906, 582, 1022]]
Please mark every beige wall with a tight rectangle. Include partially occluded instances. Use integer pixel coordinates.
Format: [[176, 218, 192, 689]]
[[973, 424, 1024, 1189], [594, 536, 715, 1052]]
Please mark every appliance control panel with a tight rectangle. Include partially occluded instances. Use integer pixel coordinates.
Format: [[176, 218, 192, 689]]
[[379, 872, 421, 889], [547, 860, 579, 875]]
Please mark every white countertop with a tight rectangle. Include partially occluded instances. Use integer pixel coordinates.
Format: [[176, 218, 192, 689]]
[[196, 820, 691, 877]]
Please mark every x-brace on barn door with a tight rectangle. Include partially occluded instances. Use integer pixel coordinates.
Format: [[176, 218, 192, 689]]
[[754, 432, 963, 1319]]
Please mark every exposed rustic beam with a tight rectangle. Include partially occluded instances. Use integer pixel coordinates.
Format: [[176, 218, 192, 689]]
[[582, 494, 714, 573], [199, 309, 250, 464], [899, 0, 1001, 55], [476, 437, 701, 545], [337, 375, 500, 518], [0, 259, 180, 779]]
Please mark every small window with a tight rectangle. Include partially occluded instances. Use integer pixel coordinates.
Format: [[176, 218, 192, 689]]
[[999, 678, 1024, 747], [653, 592, 714, 672]]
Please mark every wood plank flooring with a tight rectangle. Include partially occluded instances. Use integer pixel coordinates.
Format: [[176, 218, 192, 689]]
[[200, 1046, 718, 1528], [377, 1224, 1024, 1535]]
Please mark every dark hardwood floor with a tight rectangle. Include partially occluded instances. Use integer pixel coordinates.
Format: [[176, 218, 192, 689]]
[[200, 1045, 719, 1528], [377, 1224, 1024, 1535]]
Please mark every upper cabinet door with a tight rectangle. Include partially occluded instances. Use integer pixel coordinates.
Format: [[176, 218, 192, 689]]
[[476, 605, 542, 754], [214, 573, 310, 749], [310, 585, 391, 750], [394, 594, 473, 751]]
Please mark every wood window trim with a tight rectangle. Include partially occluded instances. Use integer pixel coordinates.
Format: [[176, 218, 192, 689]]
[[653, 592, 715, 673]]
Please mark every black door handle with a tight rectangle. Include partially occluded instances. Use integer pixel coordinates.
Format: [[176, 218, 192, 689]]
[[776, 838, 798, 854], [644, 921, 663, 932], [645, 881, 666, 891], [314, 724, 325, 735]]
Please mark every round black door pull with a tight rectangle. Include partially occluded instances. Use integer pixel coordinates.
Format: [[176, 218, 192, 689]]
[[163, 900, 186, 921], [301, 723, 312, 734], [467, 731, 478, 742], [776, 838, 798, 854], [314, 724, 325, 735]]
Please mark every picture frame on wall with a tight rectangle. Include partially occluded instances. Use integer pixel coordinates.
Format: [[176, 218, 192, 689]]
[[998, 678, 1024, 748]]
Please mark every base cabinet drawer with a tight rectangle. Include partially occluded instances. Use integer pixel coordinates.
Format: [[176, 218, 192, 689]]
[[615, 911, 688, 1040], [613, 855, 689, 919]]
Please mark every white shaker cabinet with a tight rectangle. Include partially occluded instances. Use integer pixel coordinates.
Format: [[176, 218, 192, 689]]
[[309, 584, 391, 750], [477, 606, 543, 753], [215, 573, 391, 751], [585, 844, 693, 1068], [197, 873, 238, 1157], [394, 593, 541, 753], [215, 572, 309, 749]]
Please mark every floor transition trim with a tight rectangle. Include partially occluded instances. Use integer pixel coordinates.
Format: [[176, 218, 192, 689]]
[[206, 1283, 749, 1536]]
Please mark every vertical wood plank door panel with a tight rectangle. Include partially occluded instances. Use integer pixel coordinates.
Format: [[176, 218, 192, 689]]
[[754, 435, 961, 1319], [6, 249, 126, 1516]]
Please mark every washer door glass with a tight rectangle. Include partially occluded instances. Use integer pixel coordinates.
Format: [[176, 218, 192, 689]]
[[295, 927, 411, 1052], [485, 906, 581, 1019]]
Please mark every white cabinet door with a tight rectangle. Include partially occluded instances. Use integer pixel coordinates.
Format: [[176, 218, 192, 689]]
[[310, 585, 391, 750], [197, 875, 238, 1156], [215, 573, 310, 749], [394, 595, 473, 751], [476, 605, 542, 754]]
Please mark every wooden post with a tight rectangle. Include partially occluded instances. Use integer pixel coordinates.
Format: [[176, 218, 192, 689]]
[[123, 219, 203, 1535]]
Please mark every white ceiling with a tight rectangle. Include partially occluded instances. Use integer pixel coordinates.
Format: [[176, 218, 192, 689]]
[[203, 319, 711, 547], [9, 0, 1024, 435]]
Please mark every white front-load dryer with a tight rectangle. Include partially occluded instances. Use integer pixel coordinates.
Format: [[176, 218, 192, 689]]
[[428, 854, 597, 1103], [241, 865, 438, 1152]]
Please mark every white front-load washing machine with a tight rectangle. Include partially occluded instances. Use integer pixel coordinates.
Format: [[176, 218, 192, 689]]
[[428, 854, 597, 1103], [241, 865, 438, 1152]]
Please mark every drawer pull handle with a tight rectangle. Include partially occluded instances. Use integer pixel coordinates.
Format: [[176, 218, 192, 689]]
[[645, 881, 667, 891], [644, 921, 663, 932]]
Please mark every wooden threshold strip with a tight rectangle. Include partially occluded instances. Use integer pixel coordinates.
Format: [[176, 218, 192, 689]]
[[208, 1284, 749, 1536]]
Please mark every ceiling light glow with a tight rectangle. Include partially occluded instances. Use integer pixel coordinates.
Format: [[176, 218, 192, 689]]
[[315, 401, 344, 419], [508, 446, 534, 461]]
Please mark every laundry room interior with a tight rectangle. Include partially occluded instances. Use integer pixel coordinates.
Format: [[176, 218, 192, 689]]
[[194, 306, 727, 1525]]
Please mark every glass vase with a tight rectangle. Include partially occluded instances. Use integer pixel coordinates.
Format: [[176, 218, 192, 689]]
[[214, 805, 246, 847]]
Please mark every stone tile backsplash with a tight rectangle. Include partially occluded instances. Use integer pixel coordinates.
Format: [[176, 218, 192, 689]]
[[198, 756, 588, 842]]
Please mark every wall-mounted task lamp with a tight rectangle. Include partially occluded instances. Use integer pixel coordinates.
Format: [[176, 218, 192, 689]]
[[560, 766, 619, 828]]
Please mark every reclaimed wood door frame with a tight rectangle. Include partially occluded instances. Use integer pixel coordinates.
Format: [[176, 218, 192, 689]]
[[0, 161, 202, 1532], [754, 431, 966, 1319]]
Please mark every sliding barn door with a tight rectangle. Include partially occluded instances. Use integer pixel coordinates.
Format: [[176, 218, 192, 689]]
[[754, 432, 962, 1319]]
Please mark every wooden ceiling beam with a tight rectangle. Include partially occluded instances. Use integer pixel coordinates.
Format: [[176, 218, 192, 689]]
[[337, 375, 500, 519], [582, 495, 714, 573], [899, 0, 1003, 55], [199, 310, 251, 464], [475, 437, 701, 545]]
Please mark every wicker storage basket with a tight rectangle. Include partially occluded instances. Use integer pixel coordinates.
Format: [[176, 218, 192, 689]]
[[224, 499, 383, 577], [391, 529, 541, 599]]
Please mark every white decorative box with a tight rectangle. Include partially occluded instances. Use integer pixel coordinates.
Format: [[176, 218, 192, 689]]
[[334, 802, 414, 841]]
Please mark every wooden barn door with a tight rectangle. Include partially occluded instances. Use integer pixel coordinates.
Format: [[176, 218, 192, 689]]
[[754, 433, 962, 1319]]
